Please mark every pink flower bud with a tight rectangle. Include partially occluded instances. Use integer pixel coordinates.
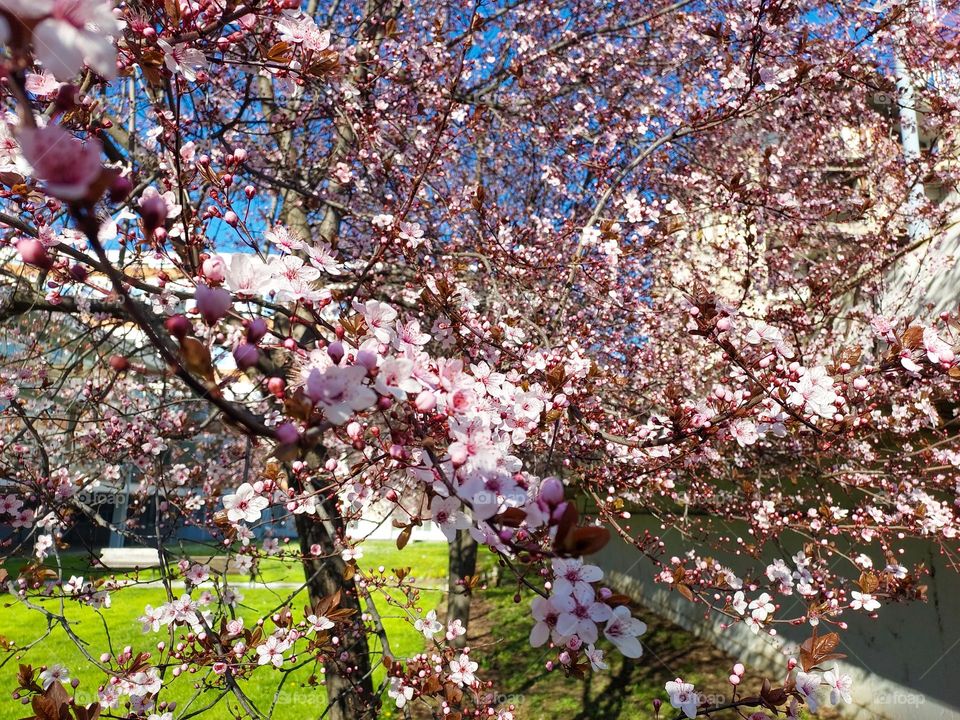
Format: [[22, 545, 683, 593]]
[[733, 662, 745, 676], [165, 314, 193, 340], [139, 190, 168, 235], [247, 318, 268, 343], [327, 341, 345, 364], [195, 284, 231, 325], [267, 376, 285, 396], [68, 263, 88, 282], [233, 148, 247, 162], [244, 185, 256, 199], [414, 390, 436, 412], [539, 476, 564, 506], [729, 674, 741, 685], [224, 210, 239, 227], [853, 376, 869, 390], [17, 238, 52, 269], [201, 255, 226, 283], [108, 174, 133, 203], [449, 443, 468, 465], [233, 343, 259, 370], [275, 422, 299, 445]]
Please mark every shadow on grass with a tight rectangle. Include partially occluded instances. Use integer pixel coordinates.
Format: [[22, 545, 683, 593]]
[[468, 587, 752, 720]]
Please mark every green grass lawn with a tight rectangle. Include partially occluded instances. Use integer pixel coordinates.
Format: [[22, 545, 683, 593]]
[[468, 586, 795, 720], [5, 539, 469, 586], [2, 543, 792, 720], [0, 541, 472, 720]]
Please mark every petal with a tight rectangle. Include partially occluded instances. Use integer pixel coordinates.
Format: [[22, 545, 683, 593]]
[[34, 21, 85, 81], [529, 622, 549, 647]]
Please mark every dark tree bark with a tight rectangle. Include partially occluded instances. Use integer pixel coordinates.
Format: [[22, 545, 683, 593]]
[[295, 495, 378, 720], [446, 529, 479, 648]]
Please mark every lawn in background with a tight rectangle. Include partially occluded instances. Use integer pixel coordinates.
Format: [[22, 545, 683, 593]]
[[2, 542, 791, 720], [1, 541, 466, 720]]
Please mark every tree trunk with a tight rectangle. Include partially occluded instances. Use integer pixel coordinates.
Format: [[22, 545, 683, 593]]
[[446, 529, 478, 648], [295, 497, 378, 720]]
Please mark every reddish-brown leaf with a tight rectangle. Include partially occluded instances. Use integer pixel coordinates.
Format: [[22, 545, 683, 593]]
[[396, 525, 412, 550]]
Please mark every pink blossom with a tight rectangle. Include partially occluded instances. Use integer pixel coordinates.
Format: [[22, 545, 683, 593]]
[[256, 635, 288, 668], [158, 39, 206, 81], [222, 482, 268, 524], [551, 558, 604, 597], [19, 125, 102, 201], [305, 365, 376, 424], [552, 583, 612, 644], [603, 605, 647, 658], [374, 356, 421, 400], [793, 671, 821, 712], [24, 71, 61, 96], [448, 653, 478, 687], [18, 0, 120, 80], [823, 668, 853, 704], [665, 678, 698, 719]]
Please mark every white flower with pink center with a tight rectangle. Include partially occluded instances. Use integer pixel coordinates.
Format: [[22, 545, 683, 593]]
[[222, 482, 269, 524]]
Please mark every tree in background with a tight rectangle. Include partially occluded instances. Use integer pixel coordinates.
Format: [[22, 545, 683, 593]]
[[2, 0, 960, 718]]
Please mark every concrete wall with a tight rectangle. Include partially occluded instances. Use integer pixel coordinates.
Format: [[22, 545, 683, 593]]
[[595, 517, 960, 720]]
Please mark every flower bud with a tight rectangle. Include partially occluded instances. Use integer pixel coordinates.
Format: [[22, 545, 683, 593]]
[[233, 343, 259, 370], [267, 376, 285, 396], [139, 191, 168, 236], [109, 355, 129, 372], [275, 422, 299, 445], [539, 476, 564, 506], [414, 390, 436, 412], [195, 283, 231, 325], [165, 314, 192, 340], [327, 341, 344, 364], [68, 263, 88, 282], [224, 210, 239, 227], [17, 238, 52, 269], [108, 174, 133, 203], [247, 318, 268, 343], [201, 255, 226, 284]]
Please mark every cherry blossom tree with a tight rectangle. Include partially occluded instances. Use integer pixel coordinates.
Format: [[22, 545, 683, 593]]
[[2, 0, 960, 719]]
